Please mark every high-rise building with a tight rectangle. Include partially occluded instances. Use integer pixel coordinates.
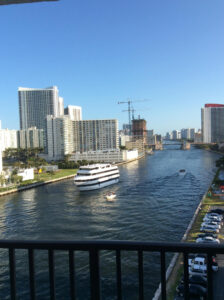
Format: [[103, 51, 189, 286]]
[[180, 128, 195, 140], [122, 124, 132, 135], [181, 129, 187, 139], [0, 129, 18, 151], [46, 117, 119, 160], [46, 115, 75, 160], [58, 97, 64, 116], [132, 119, 147, 144], [172, 130, 180, 140], [18, 86, 61, 130], [146, 130, 153, 143], [190, 128, 195, 140], [17, 127, 44, 149], [201, 104, 224, 143], [165, 132, 173, 140], [64, 105, 82, 121], [73, 119, 119, 152]]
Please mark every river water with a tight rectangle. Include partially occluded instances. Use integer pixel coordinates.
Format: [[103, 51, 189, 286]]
[[0, 145, 220, 299]]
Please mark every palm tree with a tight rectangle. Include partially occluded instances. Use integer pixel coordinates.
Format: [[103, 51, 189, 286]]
[[216, 156, 224, 168], [0, 175, 5, 186]]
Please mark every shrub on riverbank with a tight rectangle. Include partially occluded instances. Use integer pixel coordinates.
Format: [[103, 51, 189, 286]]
[[58, 160, 96, 169]]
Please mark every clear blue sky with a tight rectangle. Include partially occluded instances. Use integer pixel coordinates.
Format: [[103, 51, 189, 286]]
[[0, 0, 224, 135]]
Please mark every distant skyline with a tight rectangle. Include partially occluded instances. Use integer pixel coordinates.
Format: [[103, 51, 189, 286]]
[[1, 0, 224, 134]]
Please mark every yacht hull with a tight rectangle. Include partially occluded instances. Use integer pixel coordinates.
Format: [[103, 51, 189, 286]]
[[77, 178, 119, 191]]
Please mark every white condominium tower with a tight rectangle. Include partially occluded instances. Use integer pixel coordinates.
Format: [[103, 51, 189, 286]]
[[64, 105, 82, 121], [73, 119, 119, 152], [46, 115, 74, 160], [58, 97, 64, 116], [201, 104, 224, 143], [18, 86, 62, 130], [17, 127, 44, 149], [0, 129, 18, 151], [46, 117, 119, 160]]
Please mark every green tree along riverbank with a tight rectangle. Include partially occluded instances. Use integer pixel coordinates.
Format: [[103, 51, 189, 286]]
[[3, 148, 47, 168], [195, 143, 224, 155], [0, 169, 77, 194]]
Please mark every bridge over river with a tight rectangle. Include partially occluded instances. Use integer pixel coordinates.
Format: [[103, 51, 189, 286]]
[[147, 141, 191, 150]]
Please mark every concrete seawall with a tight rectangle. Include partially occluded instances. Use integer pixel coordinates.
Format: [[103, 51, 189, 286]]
[[116, 153, 145, 166], [0, 174, 75, 197]]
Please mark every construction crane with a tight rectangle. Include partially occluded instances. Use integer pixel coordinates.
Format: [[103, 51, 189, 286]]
[[122, 106, 136, 121], [118, 99, 150, 133], [118, 100, 132, 131]]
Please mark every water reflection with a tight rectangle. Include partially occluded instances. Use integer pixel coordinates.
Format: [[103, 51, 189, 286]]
[[0, 146, 220, 299]]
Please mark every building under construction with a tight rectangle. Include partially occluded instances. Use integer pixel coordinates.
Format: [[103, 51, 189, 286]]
[[132, 118, 147, 144], [125, 118, 147, 153]]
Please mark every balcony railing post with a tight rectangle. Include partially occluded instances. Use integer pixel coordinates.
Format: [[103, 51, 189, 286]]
[[138, 250, 144, 300], [28, 249, 35, 300], [69, 250, 75, 300], [9, 248, 16, 300], [48, 249, 55, 300], [207, 253, 213, 300], [160, 250, 166, 300], [183, 253, 189, 300], [89, 249, 101, 300], [116, 249, 122, 300]]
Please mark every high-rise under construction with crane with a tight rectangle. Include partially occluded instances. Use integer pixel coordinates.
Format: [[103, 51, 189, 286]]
[[132, 118, 147, 144]]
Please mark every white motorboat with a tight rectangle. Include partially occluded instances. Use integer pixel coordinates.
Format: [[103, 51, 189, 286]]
[[146, 149, 154, 155], [105, 192, 116, 201], [179, 169, 186, 175], [74, 164, 120, 191]]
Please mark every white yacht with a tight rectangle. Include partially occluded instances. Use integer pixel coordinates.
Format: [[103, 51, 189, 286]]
[[74, 164, 120, 191]]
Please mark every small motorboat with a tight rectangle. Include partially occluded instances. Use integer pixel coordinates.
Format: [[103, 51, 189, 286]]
[[105, 192, 116, 201], [146, 149, 154, 155], [179, 169, 186, 175]]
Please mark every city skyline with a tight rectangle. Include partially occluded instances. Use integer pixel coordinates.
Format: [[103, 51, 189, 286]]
[[1, 0, 224, 134]]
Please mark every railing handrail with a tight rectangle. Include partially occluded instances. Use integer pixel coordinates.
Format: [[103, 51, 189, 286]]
[[0, 239, 221, 299], [0, 239, 224, 253]]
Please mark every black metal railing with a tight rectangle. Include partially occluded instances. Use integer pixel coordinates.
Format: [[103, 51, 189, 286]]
[[0, 240, 224, 300]]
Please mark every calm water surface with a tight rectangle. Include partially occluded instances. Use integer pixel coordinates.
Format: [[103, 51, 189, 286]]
[[0, 145, 220, 299]]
